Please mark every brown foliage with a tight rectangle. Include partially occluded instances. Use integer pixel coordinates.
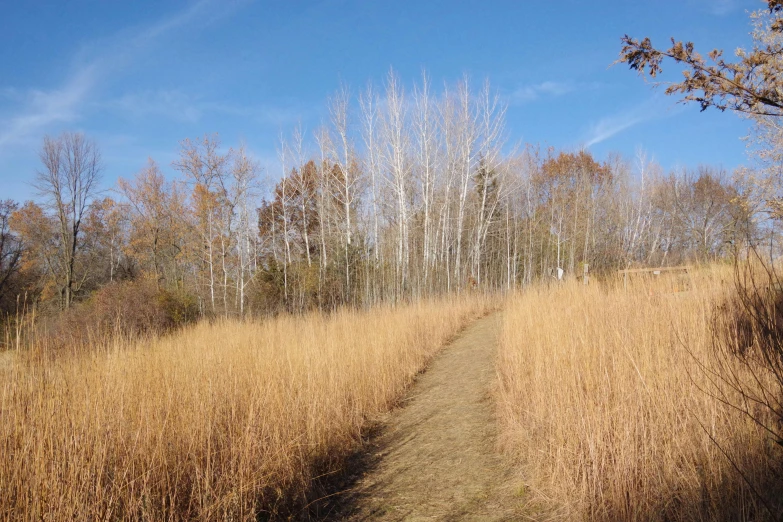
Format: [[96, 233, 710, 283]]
[[118, 160, 188, 285], [44, 279, 198, 350], [618, 1, 783, 115]]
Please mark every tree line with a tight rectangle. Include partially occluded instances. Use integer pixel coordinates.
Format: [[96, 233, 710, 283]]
[[0, 71, 766, 324]]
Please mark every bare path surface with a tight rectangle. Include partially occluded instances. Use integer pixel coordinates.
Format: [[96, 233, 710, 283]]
[[318, 313, 524, 521]]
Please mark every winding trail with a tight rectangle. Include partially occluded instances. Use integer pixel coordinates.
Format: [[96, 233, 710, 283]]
[[323, 313, 524, 521]]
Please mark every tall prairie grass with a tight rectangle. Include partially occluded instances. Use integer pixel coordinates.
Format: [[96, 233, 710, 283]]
[[0, 295, 491, 521], [497, 268, 783, 520]]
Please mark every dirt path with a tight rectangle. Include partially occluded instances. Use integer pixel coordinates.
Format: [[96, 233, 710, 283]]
[[320, 313, 524, 521]]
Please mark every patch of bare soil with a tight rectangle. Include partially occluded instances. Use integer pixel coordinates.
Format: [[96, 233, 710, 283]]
[[311, 313, 524, 521]]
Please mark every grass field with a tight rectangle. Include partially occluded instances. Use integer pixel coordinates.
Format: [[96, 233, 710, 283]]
[[497, 267, 783, 520], [0, 295, 491, 521], [5, 266, 782, 521]]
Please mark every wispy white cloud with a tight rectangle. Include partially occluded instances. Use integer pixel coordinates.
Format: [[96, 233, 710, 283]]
[[243, 104, 319, 127], [687, 0, 738, 16], [80, 0, 217, 71], [106, 90, 204, 124], [584, 111, 646, 148], [509, 80, 606, 106], [0, 87, 21, 101], [0, 66, 98, 148], [511, 81, 574, 104], [0, 0, 219, 150], [583, 97, 682, 148], [102, 88, 314, 128], [707, 0, 737, 16]]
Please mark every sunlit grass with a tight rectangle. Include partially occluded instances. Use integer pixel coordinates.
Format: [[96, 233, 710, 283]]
[[0, 295, 491, 521], [497, 267, 781, 520]]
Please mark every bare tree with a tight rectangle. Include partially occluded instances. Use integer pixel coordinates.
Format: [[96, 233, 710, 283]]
[[360, 82, 383, 266], [276, 134, 294, 302], [173, 134, 232, 313], [382, 70, 411, 298], [413, 70, 439, 292], [34, 132, 102, 309], [0, 200, 23, 309], [471, 79, 506, 285], [454, 77, 478, 289], [231, 144, 260, 316], [314, 127, 332, 284], [437, 89, 461, 292]]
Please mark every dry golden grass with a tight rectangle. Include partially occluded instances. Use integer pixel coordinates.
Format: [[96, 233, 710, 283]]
[[497, 267, 783, 521], [0, 295, 491, 521]]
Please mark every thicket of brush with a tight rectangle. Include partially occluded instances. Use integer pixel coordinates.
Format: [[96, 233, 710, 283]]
[[2, 278, 200, 355], [0, 294, 491, 521], [497, 267, 783, 521]]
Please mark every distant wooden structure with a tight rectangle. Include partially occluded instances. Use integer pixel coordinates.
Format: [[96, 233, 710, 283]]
[[618, 266, 690, 291]]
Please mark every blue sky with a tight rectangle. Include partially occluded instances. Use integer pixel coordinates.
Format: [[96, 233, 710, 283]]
[[0, 0, 763, 201]]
